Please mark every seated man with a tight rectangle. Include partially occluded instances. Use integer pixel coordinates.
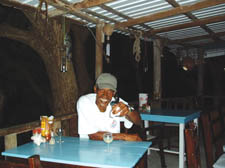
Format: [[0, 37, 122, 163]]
[[77, 73, 142, 141]]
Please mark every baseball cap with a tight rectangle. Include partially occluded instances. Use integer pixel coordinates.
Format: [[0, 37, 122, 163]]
[[96, 73, 117, 92]]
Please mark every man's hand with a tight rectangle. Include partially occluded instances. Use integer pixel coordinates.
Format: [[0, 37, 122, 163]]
[[111, 102, 129, 117], [112, 102, 142, 126]]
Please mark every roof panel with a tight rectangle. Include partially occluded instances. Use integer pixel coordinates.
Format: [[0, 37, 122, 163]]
[[192, 4, 225, 19], [116, 1, 172, 18], [207, 21, 225, 33], [145, 15, 191, 29], [158, 26, 208, 40], [3, 0, 225, 51], [186, 39, 214, 45]]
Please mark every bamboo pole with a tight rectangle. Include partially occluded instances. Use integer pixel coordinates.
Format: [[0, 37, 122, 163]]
[[197, 49, 204, 97], [153, 39, 162, 107], [4, 133, 17, 150], [95, 23, 104, 79]]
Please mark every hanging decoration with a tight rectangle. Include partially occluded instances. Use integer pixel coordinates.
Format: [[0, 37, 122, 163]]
[[36, 0, 48, 23], [61, 17, 67, 72], [143, 38, 148, 72], [64, 33, 72, 60], [103, 23, 114, 63], [133, 31, 142, 62]]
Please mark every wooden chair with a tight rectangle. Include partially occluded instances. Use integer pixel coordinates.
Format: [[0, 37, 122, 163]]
[[141, 121, 167, 168], [185, 122, 201, 168], [201, 109, 225, 168], [128, 101, 166, 168], [124, 122, 166, 168], [0, 155, 42, 168], [161, 97, 196, 150]]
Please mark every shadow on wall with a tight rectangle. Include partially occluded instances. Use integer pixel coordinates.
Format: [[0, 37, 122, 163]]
[[0, 38, 53, 128]]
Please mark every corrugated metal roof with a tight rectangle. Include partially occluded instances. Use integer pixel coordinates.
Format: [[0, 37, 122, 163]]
[[1, 0, 225, 57]]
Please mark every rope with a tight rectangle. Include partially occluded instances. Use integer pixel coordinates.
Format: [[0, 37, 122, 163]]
[[133, 31, 142, 62]]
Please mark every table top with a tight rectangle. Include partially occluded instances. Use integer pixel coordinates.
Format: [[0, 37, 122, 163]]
[[213, 153, 225, 168], [140, 109, 201, 124], [2, 136, 151, 168]]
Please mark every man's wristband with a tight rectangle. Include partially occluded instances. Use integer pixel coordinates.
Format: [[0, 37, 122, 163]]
[[127, 106, 134, 116]]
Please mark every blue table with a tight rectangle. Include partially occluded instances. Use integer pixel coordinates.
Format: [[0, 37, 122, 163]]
[[2, 136, 151, 168], [141, 109, 201, 168], [213, 153, 225, 168]]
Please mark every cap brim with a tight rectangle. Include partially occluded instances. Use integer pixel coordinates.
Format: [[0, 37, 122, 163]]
[[98, 83, 116, 92]]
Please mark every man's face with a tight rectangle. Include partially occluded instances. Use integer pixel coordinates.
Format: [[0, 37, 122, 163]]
[[95, 88, 115, 112]]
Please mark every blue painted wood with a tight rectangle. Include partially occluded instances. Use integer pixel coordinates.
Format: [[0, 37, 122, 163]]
[[2, 136, 151, 168], [140, 109, 201, 124], [213, 153, 225, 168]]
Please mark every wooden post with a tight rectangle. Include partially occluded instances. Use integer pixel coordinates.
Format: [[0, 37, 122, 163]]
[[95, 23, 104, 79], [4, 133, 17, 150], [197, 49, 204, 97], [153, 39, 162, 108]]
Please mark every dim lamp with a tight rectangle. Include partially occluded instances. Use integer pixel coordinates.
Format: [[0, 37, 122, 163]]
[[182, 56, 194, 71]]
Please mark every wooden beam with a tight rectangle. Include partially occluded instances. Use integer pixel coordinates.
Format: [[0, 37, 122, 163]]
[[73, 0, 114, 9], [115, 0, 225, 28], [49, 0, 114, 17], [148, 15, 225, 35], [45, 0, 100, 24], [48, 9, 67, 17]]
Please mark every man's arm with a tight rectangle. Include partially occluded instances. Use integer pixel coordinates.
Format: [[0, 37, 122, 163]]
[[125, 109, 142, 126], [88, 132, 142, 141]]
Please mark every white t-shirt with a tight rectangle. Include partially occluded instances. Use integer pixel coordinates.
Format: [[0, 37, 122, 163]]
[[77, 93, 133, 138]]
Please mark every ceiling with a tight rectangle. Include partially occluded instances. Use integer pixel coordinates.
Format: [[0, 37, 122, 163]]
[[1, 0, 225, 58]]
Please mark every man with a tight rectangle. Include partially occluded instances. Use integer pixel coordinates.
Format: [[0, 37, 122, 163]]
[[77, 73, 142, 141]]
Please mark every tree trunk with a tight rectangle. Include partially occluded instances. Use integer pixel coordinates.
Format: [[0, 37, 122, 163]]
[[0, 14, 78, 117], [71, 24, 93, 97]]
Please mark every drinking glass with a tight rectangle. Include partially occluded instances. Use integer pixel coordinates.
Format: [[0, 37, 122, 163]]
[[56, 128, 64, 144], [103, 132, 113, 152]]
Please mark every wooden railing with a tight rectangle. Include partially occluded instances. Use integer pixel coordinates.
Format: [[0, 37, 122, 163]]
[[159, 96, 196, 110], [200, 107, 225, 168], [129, 96, 197, 110], [0, 113, 78, 150], [129, 95, 225, 111]]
